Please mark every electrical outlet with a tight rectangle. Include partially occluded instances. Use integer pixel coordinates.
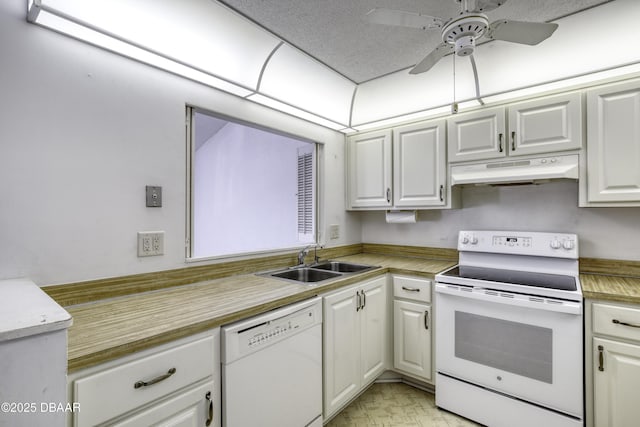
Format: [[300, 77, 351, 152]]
[[138, 231, 164, 257], [329, 224, 340, 240]]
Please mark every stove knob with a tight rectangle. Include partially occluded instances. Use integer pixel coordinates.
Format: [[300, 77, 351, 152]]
[[550, 239, 561, 249], [563, 240, 575, 250], [461, 236, 470, 244], [470, 236, 478, 245]]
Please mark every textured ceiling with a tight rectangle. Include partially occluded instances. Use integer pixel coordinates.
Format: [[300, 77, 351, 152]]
[[219, 0, 612, 83]]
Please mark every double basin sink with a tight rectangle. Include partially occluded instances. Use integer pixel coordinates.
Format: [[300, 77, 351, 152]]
[[260, 261, 378, 285]]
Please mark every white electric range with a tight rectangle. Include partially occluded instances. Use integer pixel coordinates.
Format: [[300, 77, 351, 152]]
[[435, 230, 583, 427]]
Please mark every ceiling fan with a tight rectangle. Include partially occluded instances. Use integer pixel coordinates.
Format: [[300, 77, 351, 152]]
[[366, 0, 558, 110]]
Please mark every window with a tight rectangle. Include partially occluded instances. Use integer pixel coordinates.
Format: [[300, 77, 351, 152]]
[[187, 107, 317, 259]]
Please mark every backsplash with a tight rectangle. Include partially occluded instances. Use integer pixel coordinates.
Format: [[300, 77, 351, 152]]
[[361, 181, 640, 261]]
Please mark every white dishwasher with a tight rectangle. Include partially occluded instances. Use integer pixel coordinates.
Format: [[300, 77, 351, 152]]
[[221, 296, 323, 427]]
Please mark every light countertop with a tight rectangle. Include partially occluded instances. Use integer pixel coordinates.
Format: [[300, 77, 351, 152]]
[[56, 249, 640, 372], [0, 278, 71, 342], [64, 254, 454, 372]]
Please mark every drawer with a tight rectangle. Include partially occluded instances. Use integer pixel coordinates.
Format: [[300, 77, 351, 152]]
[[393, 275, 431, 303], [73, 334, 214, 427], [593, 302, 640, 343]]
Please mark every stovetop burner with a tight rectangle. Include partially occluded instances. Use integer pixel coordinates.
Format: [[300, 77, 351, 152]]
[[442, 265, 577, 291]]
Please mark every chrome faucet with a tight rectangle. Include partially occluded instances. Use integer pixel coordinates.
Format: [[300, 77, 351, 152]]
[[297, 245, 313, 265], [298, 244, 323, 265]]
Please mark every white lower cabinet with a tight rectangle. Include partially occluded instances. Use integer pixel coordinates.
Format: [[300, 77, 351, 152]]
[[112, 381, 214, 427], [392, 275, 432, 383], [593, 337, 640, 427], [67, 330, 219, 427], [590, 301, 640, 427], [323, 275, 389, 420]]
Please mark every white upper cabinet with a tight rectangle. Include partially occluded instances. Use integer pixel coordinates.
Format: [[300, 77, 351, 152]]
[[448, 93, 582, 163], [585, 79, 640, 204], [392, 120, 447, 208], [347, 119, 454, 210], [448, 106, 506, 163], [508, 92, 583, 156], [346, 130, 392, 208]]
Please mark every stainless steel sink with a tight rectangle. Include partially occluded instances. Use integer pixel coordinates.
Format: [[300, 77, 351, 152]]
[[310, 261, 377, 273], [259, 260, 378, 285], [270, 267, 341, 283]]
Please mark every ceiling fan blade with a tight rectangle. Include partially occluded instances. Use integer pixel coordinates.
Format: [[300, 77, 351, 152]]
[[487, 20, 559, 45], [473, 0, 508, 13], [365, 8, 444, 30], [410, 43, 454, 75]]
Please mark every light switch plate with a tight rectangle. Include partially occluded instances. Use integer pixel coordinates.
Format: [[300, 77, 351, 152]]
[[138, 231, 164, 256], [146, 186, 162, 207]]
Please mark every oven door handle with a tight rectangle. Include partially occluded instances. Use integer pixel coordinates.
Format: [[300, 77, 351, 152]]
[[435, 283, 582, 315]]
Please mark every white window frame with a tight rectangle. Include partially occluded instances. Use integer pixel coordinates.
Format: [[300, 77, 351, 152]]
[[185, 106, 321, 261]]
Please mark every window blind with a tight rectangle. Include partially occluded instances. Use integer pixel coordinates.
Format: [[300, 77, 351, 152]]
[[297, 152, 314, 235]]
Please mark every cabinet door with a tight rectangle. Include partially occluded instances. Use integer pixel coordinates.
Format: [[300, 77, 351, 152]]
[[323, 285, 360, 419], [447, 106, 506, 162], [347, 130, 392, 208], [394, 300, 432, 382], [587, 81, 640, 202], [393, 120, 446, 207], [508, 92, 582, 157], [359, 276, 389, 385], [113, 381, 215, 427], [593, 337, 640, 427]]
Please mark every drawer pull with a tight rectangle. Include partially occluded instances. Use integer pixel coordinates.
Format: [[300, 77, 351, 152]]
[[402, 286, 421, 292], [205, 391, 213, 426], [361, 290, 366, 309], [134, 367, 176, 389], [598, 345, 604, 372], [612, 319, 640, 329]]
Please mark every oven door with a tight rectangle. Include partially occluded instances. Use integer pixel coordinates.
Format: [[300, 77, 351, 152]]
[[435, 282, 583, 418]]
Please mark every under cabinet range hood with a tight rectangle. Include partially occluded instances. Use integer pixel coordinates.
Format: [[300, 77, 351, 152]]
[[450, 154, 579, 186]]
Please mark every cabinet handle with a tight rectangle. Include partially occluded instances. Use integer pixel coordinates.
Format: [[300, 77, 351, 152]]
[[498, 133, 503, 152], [205, 391, 213, 426], [401, 286, 420, 292], [439, 185, 444, 202], [612, 319, 640, 328], [134, 367, 176, 389], [598, 345, 604, 372], [356, 291, 361, 312], [386, 188, 391, 203], [424, 310, 430, 330], [361, 290, 366, 309], [511, 131, 516, 151]]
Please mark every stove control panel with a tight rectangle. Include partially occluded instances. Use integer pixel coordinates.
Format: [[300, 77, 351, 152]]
[[458, 230, 578, 259]]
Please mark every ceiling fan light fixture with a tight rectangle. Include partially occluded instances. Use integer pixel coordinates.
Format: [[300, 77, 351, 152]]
[[455, 36, 475, 56], [442, 14, 488, 56]]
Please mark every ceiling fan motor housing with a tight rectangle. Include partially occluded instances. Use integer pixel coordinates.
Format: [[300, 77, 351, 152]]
[[442, 14, 489, 56]]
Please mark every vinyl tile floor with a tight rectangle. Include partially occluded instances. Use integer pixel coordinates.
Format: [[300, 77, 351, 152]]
[[326, 382, 482, 427]]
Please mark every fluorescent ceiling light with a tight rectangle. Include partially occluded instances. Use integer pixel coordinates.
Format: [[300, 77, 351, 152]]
[[339, 127, 359, 133], [27, 1, 256, 98], [352, 106, 452, 132], [482, 62, 640, 105], [247, 94, 346, 131]]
